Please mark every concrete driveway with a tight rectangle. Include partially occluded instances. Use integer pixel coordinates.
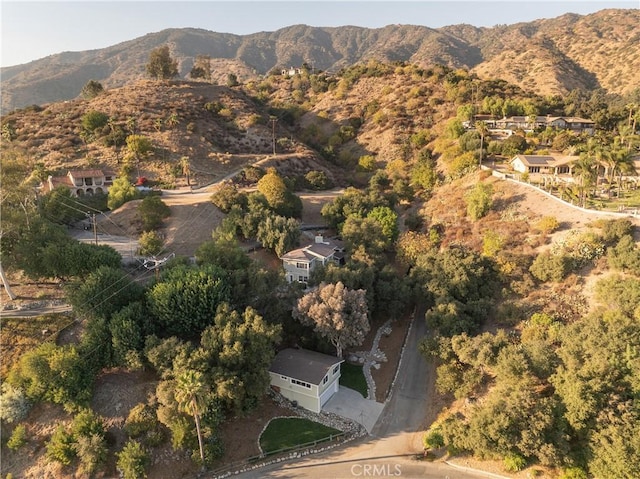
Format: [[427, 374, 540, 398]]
[[322, 386, 384, 434]]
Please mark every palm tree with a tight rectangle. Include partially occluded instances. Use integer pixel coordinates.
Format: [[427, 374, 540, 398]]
[[174, 370, 208, 466], [475, 120, 489, 166], [607, 146, 637, 200], [179, 156, 191, 188], [572, 155, 597, 207]]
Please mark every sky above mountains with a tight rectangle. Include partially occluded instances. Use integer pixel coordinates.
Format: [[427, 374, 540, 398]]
[[1, 1, 637, 68]]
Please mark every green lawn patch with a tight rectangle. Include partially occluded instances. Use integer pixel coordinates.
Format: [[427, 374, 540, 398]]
[[340, 362, 368, 398], [259, 417, 341, 453]]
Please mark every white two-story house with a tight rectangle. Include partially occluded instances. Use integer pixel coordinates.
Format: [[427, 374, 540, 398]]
[[280, 235, 344, 284], [269, 348, 344, 413]]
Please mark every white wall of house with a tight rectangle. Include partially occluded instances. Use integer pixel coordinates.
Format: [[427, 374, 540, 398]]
[[269, 363, 342, 413]]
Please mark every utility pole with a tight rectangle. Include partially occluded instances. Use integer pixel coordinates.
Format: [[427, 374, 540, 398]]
[[89, 212, 98, 245], [270, 117, 278, 156]]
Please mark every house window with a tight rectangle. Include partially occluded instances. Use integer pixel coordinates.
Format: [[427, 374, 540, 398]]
[[280, 375, 288, 381], [291, 379, 311, 389], [296, 262, 308, 269], [529, 167, 540, 173], [323, 375, 328, 385], [298, 276, 308, 282], [557, 166, 570, 174], [332, 365, 340, 375]]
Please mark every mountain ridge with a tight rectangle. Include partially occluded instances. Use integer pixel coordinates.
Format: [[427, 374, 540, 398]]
[[2, 8, 639, 113]]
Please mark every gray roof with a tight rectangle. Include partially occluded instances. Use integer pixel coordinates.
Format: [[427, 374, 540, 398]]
[[270, 348, 343, 384], [515, 155, 555, 166]]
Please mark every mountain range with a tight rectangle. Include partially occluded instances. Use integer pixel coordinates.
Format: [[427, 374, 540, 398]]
[[1, 8, 639, 113]]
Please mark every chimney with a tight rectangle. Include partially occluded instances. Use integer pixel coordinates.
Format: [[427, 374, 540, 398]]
[[315, 234, 324, 244]]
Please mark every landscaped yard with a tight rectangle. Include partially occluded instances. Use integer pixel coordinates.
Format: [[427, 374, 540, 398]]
[[340, 362, 368, 398], [259, 417, 341, 454]]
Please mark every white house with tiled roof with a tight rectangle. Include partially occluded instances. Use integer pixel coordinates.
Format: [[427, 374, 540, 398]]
[[269, 348, 343, 412], [280, 235, 344, 284], [45, 169, 116, 197]]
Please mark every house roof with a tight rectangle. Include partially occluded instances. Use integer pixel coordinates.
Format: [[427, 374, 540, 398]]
[[512, 154, 580, 168], [512, 155, 555, 166], [68, 169, 106, 178], [270, 348, 343, 385], [280, 237, 341, 262]]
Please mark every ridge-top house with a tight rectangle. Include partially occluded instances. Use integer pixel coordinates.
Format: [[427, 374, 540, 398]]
[[44, 169, 116, 197], [269, 348, 344, 413], [280, 235, 345, 284]]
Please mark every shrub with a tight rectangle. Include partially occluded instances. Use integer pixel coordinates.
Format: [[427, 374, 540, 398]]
[[503, 452, 526, 472], [423, 429, 444, 450], [558, 467, 588, 479], [117, 440, 149, 479], [530, 252, 570, 282], [304, 170, 332, 190], [465, 183, 493, 220], [0, 383, 30, 424], [7, 424, 28, 450], [358, 155, 377, 172], [124, 403, 159, 439], [46, 425, 75, 465], [535, 216, 560, 234]]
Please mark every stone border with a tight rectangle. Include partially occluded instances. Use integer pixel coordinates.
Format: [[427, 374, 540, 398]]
[[384, 309, 416, 404]]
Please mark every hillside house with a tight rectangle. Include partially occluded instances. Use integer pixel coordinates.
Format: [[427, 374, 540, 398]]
[[510, 154, 578, 178], [269, 348, 344, 413], [44, 169, 116, 197], [280, 235, 345, 284], [281, 66, 303, 76], [492, 115, 595, 134]]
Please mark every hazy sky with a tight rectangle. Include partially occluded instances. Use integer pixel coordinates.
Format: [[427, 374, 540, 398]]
[[1, 1, 637, 67]]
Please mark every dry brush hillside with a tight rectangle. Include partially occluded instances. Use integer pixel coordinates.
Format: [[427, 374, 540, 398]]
[[2, 8, 639, 112]]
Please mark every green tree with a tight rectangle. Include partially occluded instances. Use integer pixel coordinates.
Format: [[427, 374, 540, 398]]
[[465, 182, 493, 220], [137, 195, 170, 231], [475, 121, 489, 165], [138, 230, 164, 256], [190, 55, 212, 80], [0, 149, 40, 296], [293, 282, 369, 358], [108, 176, 138, 210], [110, 302, 147, 367], [257, 168, 288, 211], [199, 303, 281, 413], [125, 135, 154, 178], [66, 266, 145, 321], [367, 205, 399, 243], [81, 80, 104, 99], [210, 181, 247, 213], [81, 110, 109, 139], [117, 440, 149, 479], [256, 214, 300, 257], [146, 45, 178, 80], [146, 264, 230, 337]]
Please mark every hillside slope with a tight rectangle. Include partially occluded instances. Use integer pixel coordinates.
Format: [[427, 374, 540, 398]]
[[2, 8, 639, 112]]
